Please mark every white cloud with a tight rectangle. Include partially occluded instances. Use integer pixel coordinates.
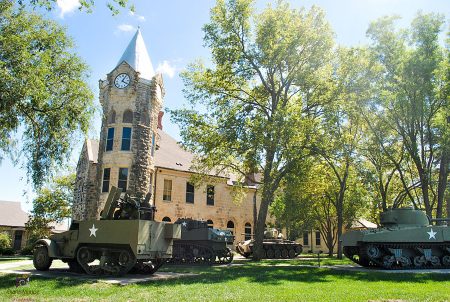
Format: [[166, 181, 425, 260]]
[[128, 10, 146, 22], [56, 0, 81, 18], [156, 60, 176, 78], [117, 24, 135, 32]]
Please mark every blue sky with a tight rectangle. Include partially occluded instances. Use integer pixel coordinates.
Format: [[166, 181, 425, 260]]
[[1, 0, 449, 212]]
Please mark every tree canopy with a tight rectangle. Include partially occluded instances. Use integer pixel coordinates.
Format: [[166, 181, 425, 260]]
[[0, 0, 94, 188]]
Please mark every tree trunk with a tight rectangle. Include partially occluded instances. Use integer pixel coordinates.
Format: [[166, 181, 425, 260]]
[[437, 149, 448, 220], [253, 185, 273, 260]]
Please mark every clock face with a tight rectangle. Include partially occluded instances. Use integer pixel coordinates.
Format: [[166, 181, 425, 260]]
[[114, 73, 130, 89]]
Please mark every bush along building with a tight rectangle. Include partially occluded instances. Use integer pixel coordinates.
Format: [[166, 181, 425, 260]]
[[73, 29, 262, 243]]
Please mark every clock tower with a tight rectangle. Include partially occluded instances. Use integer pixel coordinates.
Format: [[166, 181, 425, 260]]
[[94, 29, 164, 217]]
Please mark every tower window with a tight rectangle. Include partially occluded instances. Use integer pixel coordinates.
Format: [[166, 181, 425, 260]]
[[108, 110, 116, 124], [162, 216, 171, 222], [206, 185, 214, 206], [123, 109, 133, 123], [227, 221, 234, 235], [245, 223, 252, 240], [118, 168, 128, 192], [121, 127, 132, 151], [186, 182, 194, 204], [105, 127, 114, 151], [151, 132, 156, 156], [102, 168, 111, 193], [316, 231, 321, 246], [163, 179, 172, 201], [303, 231, 309, 246]]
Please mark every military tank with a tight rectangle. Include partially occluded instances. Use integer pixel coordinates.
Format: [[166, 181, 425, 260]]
[[235, 228, 303, 259], [169, 218, 234, 265], [33, 187, 181, 276], [342, 207, 450, 269]]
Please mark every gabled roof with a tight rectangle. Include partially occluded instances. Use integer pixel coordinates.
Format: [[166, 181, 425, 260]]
[[0, 201, 29, 228], [116, 29, 155, 80], [154, 130, 194, 172]]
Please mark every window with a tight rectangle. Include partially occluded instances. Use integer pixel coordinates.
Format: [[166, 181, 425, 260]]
[[206, 185, 214, 206], [186, 182, 194, 203], [105, 127, 114, 151], [303, 231, 309, 246], [316, 231, 321, 246], [123, 109, 133, 123], [227, 221, 234, 235], [118, 168, 128, 192], [207, 219, 214, 229], [102, 168, 111, 192], [151, 132, 156, 156], [163, 179, 172, 201], [244, 223, 252, 240], [108, 110, 116, 124], [121, 127, 132, 151], [162, 217, 171, 222]]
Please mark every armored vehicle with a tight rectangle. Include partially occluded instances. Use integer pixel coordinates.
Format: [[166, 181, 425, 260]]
[[170, 218, 234, 265], [235, 228, 303, 259], [33, 187, 181, 275], [342, 208, 450, 269]]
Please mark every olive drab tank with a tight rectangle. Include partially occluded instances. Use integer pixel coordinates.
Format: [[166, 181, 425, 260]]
[[235, 228, 303, 259], [342, 208, 450, 269], [32, 187, 181, 276], [169, 218, 234, 265]]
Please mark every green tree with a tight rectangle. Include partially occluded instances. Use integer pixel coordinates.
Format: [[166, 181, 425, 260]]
[[25, 173, 75, 245], [171, 0, 334, 259], [18, 0, 133, 15], [0, 1, 94, 188], [366, 13, 448, 218]]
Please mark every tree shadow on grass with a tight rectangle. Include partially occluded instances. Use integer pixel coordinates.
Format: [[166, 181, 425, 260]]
[[0, 263, 448, 292]]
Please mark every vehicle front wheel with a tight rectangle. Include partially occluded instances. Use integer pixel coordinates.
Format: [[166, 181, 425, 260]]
[[33, 246, 53, 271]]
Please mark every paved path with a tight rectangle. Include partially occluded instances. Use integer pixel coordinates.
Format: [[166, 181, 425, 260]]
[[0, 260, 33, 270]]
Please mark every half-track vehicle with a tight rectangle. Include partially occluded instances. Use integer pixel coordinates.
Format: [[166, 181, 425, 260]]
[[342, 207, 450, 269], [33, 187, 181, 275], [236, 228, 303, 259], [169, 218, 234, 265]]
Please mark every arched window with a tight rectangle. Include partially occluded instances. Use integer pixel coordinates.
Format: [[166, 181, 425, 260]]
[[123, 109, 133, 123], [207, 219, 213, 229], [108, 110, 116, 124], [245, 223, 252, 240], [162, 217, 171, 222]]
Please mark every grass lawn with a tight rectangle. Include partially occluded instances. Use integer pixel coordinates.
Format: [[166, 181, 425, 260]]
[[1, 258, 449, 302]]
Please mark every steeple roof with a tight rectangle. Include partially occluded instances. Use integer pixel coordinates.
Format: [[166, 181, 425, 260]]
[[116, 28, 155, 80]]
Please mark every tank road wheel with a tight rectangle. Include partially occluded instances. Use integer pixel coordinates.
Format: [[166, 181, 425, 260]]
[[33, 246, 53, 271], [281, 249, 289, 259], [382, 255, 395, 269], [430, 256, 441, 267], [274, 249, 282, 259], [288, 249, 296, 258], [413, 255, 426, 268], [77, 247, 99, 275], [116, 249, 136, 275], [442, 256, 450, 267], [294, 245, 302, 255], [218, 248, 233, 264], [366, 245, 382, 259], [266, 248, 275, 259]]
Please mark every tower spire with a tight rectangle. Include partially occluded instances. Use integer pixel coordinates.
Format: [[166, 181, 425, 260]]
[[116, 28, 154, 80]]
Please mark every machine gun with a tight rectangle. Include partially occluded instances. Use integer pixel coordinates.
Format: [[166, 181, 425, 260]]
[[101, 187, 156, 221]]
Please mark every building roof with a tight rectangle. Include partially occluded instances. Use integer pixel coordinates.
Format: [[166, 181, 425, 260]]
[[154, 130, 195, 173], [0, 201, 29, 228], [116, 29, 155, 80]]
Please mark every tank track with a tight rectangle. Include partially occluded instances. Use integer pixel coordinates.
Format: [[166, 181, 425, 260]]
[[261, 243, 302, 259], [344, 243, 450, 270], [169, 242, 233, 265]]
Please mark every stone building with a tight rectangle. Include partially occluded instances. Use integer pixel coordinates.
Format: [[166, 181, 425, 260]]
[[73, 29, 261, 242]]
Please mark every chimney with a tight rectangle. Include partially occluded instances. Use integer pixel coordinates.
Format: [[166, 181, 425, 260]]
[[157, 111, 164, 130]]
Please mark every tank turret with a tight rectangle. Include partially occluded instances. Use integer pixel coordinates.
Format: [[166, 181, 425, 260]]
[[342, 208, 450, 269]]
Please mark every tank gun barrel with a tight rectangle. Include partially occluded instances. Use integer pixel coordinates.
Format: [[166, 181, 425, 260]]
[[430, 218, 450, 223]]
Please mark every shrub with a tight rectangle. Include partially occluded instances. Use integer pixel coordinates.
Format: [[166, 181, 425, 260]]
[[0, 247, 15, 255], [0, 232, 12, 250], [20, 245, 34, 256]]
